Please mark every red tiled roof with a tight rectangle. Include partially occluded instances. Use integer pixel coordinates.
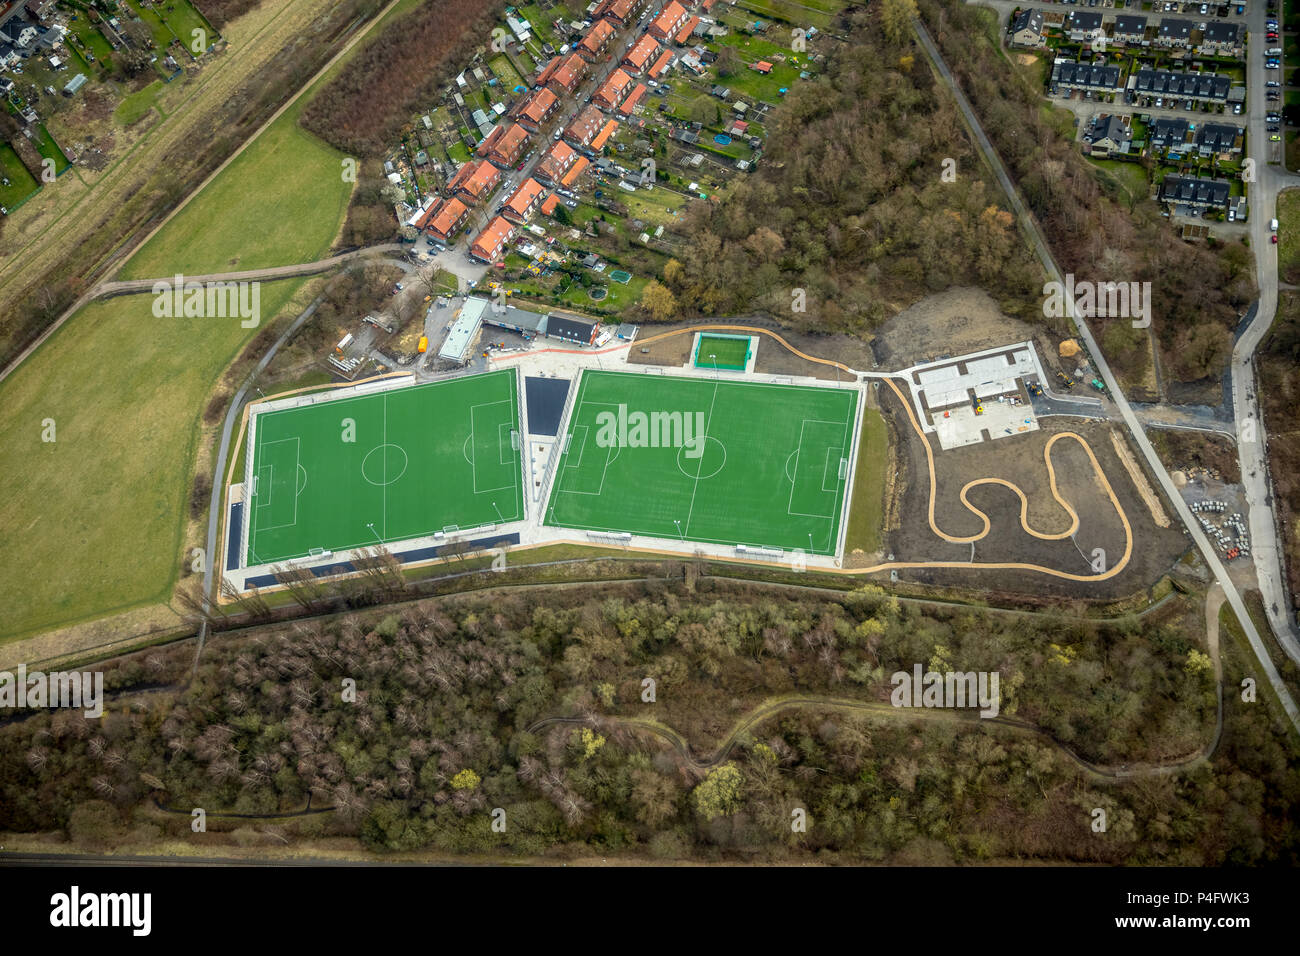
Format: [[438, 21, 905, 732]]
[[648, 48, 675, 79], [503, 178, 546, 221], [649, 0, 688, 38], [565, 104, 605, 145], [560, 155, 591, 188], [577, 18, 615, 57], [618, 83, 647, 116], [593, 68, 634, 109], [674, 15, 700, 45], [514, 86, 558, 126], [418, 196, 468, 238], [471, 215, 515, 261], [536, 139, 579, 181], [590, 118, 619, 151], [539, 52, 586, 92], [623, 33, 660, 72], [449, 159, 501, 200]]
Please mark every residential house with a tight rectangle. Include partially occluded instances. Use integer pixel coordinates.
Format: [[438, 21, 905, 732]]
[[1199, 21, 1241, 56], [1147, 116, 1190, 150], [448, 159, 503, 204], [675, 16, 701, 45], [594, 0, 642, 27], [502, 178, 547, 223], [0, 17, 37, 49], [1052, 59, 1122, 93], [1131, 68, 1232, 103], [576, 18, 615, 61], [649, 1, 690, 41], [623, 33, 661, 73], [648, 48, 676, 79], [559, 155, 592, 189], [564, 104, 606, 149], [470, 215, 516, 262], [537, 52, 587, 96], [417, 197, 470, 243], [1195, 123, 1243, 156], [25, 0, 57, 24], [593, 67, 634, 110], [511, 87, 559, 132], [1083, 113, 1132, 155], [1009, 8, 1046, 48], [1065, 10, 1103, 41], [617, 83, 648, 116], [535, 139, 580, 183], [1159, 175, 1230, 211], [1155, 18, 1195, 48], [478, 123, 530, 169], [0, 43, 19, 70], [590, 118, 619, 152], [1112, 14, 1148, 45]]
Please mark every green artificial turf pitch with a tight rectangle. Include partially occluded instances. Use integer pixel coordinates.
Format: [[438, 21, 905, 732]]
[[544, 370, 859, 554], [245, 370, 522, 565], [694, 333, 751, 370]]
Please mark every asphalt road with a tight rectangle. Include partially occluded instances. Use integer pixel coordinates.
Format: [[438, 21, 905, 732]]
[[1229, 0, 1300, 665], [914, 15, 1299, 729]]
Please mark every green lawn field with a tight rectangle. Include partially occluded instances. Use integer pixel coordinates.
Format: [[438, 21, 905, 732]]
[[544, 371, 860, 555], [118, 103, 352, 278], [0, 0, 430, 644], [694, 333, 751, 370], [246, 371, 524, 565], [0, 280, 308, 642]]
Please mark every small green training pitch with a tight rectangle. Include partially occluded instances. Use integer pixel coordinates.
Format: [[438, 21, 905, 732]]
[[246, 370, 522, 565], [545, 371, 859, 554], [694, 333, 751, 371]]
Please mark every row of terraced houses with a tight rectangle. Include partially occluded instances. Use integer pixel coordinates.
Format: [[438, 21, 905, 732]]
[[411, 0, 709, 263]]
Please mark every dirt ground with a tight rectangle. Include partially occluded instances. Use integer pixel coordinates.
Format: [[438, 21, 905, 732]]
[[860, 381, 1189, 599], [870, 288, 1047, 370], [1149, 429, 1242, 484]]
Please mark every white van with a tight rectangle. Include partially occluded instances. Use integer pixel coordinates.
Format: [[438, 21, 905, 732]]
[[1270, 218, 1279, 231]]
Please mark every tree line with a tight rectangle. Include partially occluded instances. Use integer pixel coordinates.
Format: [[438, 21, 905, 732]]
[[644, 6, 1042, 333], [299, 0, 502, 157], [2, 579, 1292, 863]]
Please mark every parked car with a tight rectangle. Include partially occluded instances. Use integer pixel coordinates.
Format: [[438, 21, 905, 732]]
[[1272, 234, 1279, 243]]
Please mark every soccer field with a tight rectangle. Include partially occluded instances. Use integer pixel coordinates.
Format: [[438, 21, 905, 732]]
[[694, 333, 751, 370], [544, 371, 859, 555], [245, 370, 522, 566]]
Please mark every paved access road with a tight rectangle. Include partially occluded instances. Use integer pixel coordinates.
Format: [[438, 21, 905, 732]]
[[1229, 0, 1300, 665]]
